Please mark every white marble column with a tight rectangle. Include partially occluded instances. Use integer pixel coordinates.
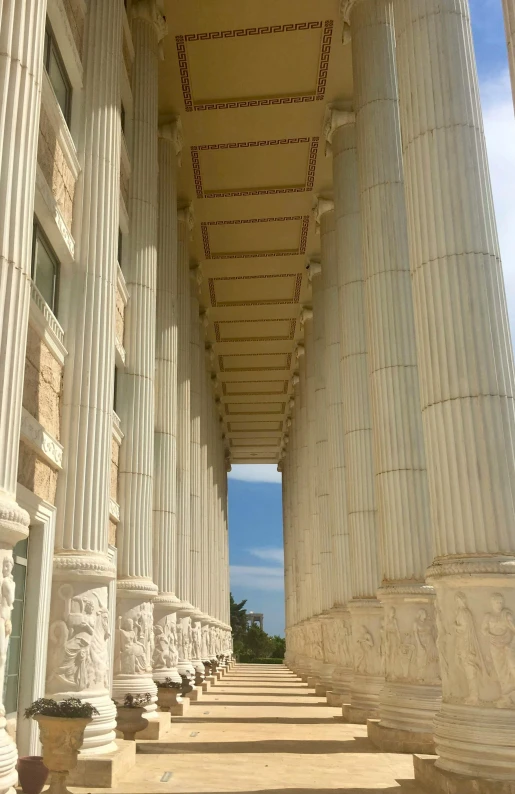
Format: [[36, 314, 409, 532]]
[[343, 0, 439, 750], [314, 197, 353, 706], [175, 205, 196, 681], [113, 0, 166, 713], [330, 113, 383, 723], [0, 1, 47, 789], [309, 256, 334, 694], [394, 0, 515, 782], [189, 266, 205, 684], [152, 121, 182, 687], [47, 0, 123, 757], [503, 0, 515, 109]]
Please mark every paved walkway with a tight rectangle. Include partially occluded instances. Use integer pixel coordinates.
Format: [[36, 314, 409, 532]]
[[75, 664, 424, 793]]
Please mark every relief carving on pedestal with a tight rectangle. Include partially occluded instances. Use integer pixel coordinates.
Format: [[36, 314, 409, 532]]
[[201, 624, 210, 658], [47, 584, 110, 693], [153, 616, 178, 670], [191, 621, 202, 659], [437, 589, 515, 708], [114, 602, 154, 676], [0, 556, 15, 711], [355, 625, 377, 675]]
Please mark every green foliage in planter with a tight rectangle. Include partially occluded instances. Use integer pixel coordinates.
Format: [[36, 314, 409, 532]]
[[114, 693, 152, 708], [25, 698, 99, 719], [156, 678, 181, 689], [253, 658, 284, 664]]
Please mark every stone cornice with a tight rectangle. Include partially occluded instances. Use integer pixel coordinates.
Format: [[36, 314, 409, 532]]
[[131, 0, 168, 43], [20, 408, 63, 470]]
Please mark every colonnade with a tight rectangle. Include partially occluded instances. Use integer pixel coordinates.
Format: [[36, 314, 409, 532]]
[[0, 1, 231, 790], [285, 0, 515, 787]]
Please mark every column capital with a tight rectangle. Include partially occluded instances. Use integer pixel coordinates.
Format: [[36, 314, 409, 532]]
[[339, 0, 358, 42], [178, 203, 195, 232], [307, 259, 322, 282], [131, 0, 168, 42], [277, 460, 284, 473], [323, 106, 355, 155], [300, 307, 313, 327], [292, 374, 300, 387], [159, 118, 183, 159], [295, 343, 305, 360], [190, 262, 203, 291], [313, 196, 334, 232]]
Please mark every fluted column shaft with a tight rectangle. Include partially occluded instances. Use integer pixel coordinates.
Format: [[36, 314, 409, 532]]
[[304, 315, 321, 619], [394, 0, 515, 779], [114, 3, 164, 710], [312, 266, 332, 615], [0, 1, 47, 787], [347, 0, 437, 740], [332, 118, 382, 721], [503, 0, 515, 109], [47, 0, 123, 753], [298, 348, 311, 623], [152, 124, 181, 685], [293, 367, 305, 626]]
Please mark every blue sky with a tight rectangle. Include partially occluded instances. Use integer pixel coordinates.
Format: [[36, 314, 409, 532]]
[[229, 3, 515, 639]]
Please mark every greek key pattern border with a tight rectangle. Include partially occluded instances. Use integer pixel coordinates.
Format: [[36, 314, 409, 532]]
[[214, 317, 297, 343], [222, 381, 289, 397], [176, 21, 333, 112], [201, 216, 310, 260], [191, 137, 319, 199], [219, 352, 292, 372], [208, 273, 303, 308]]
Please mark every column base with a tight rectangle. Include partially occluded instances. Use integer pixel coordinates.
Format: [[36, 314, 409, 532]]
[[414, 754, 515, 794], [315, 683, 328, 696], [169, 697, 191, 716], [342, 703, 378, 725], [367, 719, 435, 755], [326, 691, 344, 707], [68, 740, 136, 788], [133, 712, 171, 740], [186, 685, 203, 702], [306, 676, 318, 689]]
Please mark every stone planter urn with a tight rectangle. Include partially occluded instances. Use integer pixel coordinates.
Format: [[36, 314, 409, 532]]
[[34, 714, 91, 794], [157, 687, 183, 712], [115, 706, 149, 740], [17, 756, 48, 794]]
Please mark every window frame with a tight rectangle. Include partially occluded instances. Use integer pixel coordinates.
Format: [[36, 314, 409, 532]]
[[31, 219, 61, 316], [44, 21, 72, 125]]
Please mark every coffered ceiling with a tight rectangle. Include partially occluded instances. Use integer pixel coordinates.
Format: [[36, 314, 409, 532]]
[[159, 0, 352, 464]]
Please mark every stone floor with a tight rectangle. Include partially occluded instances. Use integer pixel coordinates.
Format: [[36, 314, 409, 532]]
[[71, 664, 425, 794]]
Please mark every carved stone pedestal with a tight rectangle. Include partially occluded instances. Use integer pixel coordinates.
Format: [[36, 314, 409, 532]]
[[135, 711, 172, 740], [373, 587, 441, 750], [344, 599, 383, 723], [429, 561, 515, 780], [68, 740, 136, 788], [186, 686, 203, 702]]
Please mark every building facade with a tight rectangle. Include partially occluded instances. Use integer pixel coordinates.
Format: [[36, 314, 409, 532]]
[[0, 0, 515, 792]]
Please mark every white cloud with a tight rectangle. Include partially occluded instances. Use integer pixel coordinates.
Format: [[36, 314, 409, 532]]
[[248, 547, 284, 565], [481, 69, 515, 339], [228, 464, 282, 484], [230, 565, 284, 592]]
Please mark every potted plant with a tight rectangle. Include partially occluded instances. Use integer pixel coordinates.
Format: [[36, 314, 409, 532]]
[[16, 755, 48, 794], [156, 677, 183, 711], [24, 698, 98, 794], [113, 693, 151, 740]]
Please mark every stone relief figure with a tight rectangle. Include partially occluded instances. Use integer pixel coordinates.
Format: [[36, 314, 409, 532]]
[[454, 591, 485, 705], [0, 556, 15, 707], [379, 619, 386, 677], [153, 625, 171, 670], [48, 585, 99, 692], [413, 608, 440, 682], [384, 607, 415, 680], [355, 625, 374, 674], [90, 606, 110, 688], [323, 622, 337, 661], [136, 602, 154, 670], [338, 620, 352, 668], [115, 617, 148, 675], [192, 621, 202, 659], [201, 624, 210, 658], [177, 620, 185, 658], [185, 620, 193, 658], [481, 593, 515, 707]]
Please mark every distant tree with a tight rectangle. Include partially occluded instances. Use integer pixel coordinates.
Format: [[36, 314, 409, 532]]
[[269, 635, 286, 659], [230, 593, 248, 641], [245, 624, 273, 659]]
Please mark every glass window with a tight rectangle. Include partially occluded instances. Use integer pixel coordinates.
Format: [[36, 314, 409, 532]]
[[3, 539, 28, 716], [31, 221, 60, 314], [44, 23, 72, 124]]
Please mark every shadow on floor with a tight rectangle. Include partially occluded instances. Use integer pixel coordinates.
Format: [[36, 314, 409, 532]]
[[193, 701, 330, 707], [159, 788, 421, 794], [138, 738, 379, 755], [177, 717, 345, 724]]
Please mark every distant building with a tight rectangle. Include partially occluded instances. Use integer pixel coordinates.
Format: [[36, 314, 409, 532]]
[[246, 612, 264, 631]]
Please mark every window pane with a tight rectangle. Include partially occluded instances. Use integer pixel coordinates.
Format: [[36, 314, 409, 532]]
[[48, 45, 69, 120], [34, 236, 56, 310]]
